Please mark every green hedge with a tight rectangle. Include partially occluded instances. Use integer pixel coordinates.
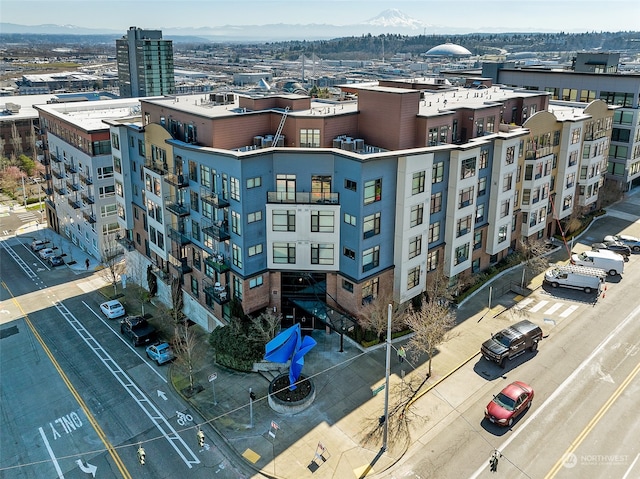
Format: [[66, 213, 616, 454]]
[[208, 322, 264, 372]]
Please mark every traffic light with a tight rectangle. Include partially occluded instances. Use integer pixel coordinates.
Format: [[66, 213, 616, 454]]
[[378, 415, 386, 426], [137, 446, 146, 465], [197, 429, 205, 447], [489, 452, 499, 472], [249, 390, 256, 401]]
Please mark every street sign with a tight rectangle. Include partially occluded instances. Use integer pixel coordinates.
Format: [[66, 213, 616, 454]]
[[208, 373, 217, 382], [372, 384, 385, 396]]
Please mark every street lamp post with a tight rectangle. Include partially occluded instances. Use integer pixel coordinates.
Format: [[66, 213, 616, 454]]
[[339, 318, 345, 353], [382, 303, 391, 452]]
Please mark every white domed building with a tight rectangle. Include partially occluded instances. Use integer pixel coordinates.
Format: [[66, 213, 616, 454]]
[[424, 42, 472, 58]]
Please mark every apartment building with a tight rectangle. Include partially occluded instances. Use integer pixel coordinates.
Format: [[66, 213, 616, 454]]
[[481, 52, 640, 191], [94, 80, 612, 333], [35, 98, 144, 257], [116, 27, 175, 98]]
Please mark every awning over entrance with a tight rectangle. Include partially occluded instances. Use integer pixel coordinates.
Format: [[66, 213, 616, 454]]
[[290, 299, 358, 333]]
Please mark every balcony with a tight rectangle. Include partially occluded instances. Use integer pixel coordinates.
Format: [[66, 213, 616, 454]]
[[67, 197, 82, 209], [201, 191, 229, 208], [69, 182, 81, 192], [204, 254, 230, 273], [115, 235, 135, 251], [202, 222, 230, 242], [83, 211, 97, 224], [43, 187, 53, 195], [144, 160, 167, 175], [165, 173, 189, 188], [267, 191, 339, 204], [50, 152, 62, 163], [168, 227, 191, 245], [81, 192, 95, 204], [80, 171, 93, 185], [64, 163, 78, 174], [204, 281, 230, 304], [166, 201, 190, 217], [41, 158, 50, 166], [169, 254, 192, 274], [54, 185, 67, 196], [41, 173, 51, 181], [52, 169, 65, 179]]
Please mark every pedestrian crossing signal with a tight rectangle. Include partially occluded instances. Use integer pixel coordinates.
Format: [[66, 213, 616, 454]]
[[137, 446, 146, 465], [197, 429, 205, 447]]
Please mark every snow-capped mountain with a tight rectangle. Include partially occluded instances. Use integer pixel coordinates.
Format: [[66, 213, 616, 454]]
[[364, 9, 428, 30]]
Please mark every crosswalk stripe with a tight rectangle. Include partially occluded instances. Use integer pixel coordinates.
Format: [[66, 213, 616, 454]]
[[560, 305, 580, 318], [544, 303, 564, 315], [529, 300, 549, 312], [514, 297, 535, 310]]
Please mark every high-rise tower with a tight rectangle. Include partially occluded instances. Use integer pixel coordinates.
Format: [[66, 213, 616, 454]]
[[116, 26, 175, 98]]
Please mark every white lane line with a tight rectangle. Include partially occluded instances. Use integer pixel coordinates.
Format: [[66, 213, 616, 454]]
[[468, 302, 640, 479], [39, 427, 64, 478], [560, 305, 579, 318], [544, 303, 563, 315], [529, 300, 549, 312], [622, 453, 640, 479]]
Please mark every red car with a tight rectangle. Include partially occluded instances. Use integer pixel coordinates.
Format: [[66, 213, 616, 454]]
[[484, 381, 534, 427]]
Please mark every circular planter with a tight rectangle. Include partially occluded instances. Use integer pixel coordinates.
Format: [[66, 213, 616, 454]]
[[268, 373, 315, 415]]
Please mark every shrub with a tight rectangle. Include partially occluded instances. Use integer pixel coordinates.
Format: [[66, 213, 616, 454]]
[[209, 320, 264, 372]]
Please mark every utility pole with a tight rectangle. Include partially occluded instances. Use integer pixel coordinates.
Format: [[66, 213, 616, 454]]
[[382, 303, 391, 451]]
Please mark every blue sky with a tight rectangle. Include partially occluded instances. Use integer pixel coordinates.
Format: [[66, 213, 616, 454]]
[[2, 0, 639, 32]]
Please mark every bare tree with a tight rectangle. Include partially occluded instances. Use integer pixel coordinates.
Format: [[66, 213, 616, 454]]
[[126, 252, 150, 316], [10, 123, 22, 158], [405, 299, 456, 377], [173, 320, 206, 395], [357, 289, 408, 342], [519, 239, 551, 278], [247, 309, 281, 345], [99, 238, 124, 296], [170, 275, 184, 324]]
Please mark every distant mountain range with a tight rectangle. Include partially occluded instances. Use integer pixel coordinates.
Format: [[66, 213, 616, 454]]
[[0, 9, 560, 42]]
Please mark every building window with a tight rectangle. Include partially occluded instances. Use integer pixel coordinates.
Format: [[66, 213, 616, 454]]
[[230, 177, 240, 201], [363, 212, 381, 238], [456, 215, 472, 237], [362, 277, 379, 304], [342, 280, 354, 293], [472, 258, 481, 273], [248, 210, 262, 223], [248, 244, 263, 256], [191, 276, 199, 297], [231, 211, 241, 235], [272, 210, 295, 231], [344, 213, 356, 226], [427, 250, 439, 271], [428, 221, 440, 243], [407, 266, 421, 290], [455, 243, 469, 265], [500, 199, 510, 218], [345, 179, 357, 191], [273, 242, 295, 264], [311, 244, 334, 265], [459, 186, 474, 208], [476, 203, 485, 223], [362, 246, 380, 272], [430, 192, 442, 214], [563, 195, 573, 211], [506, 146, 515, 165], [200, 165, 211, 188], [410, 204, 424, 227], [479, 149, 489, 169], [311, 210, 335, 233], [188, 160, 198, 182], [300, 128, 320, 147], [478, 177, 487, 197], [233, 276, 243, 301], [364, 178, 382, 204], [249, 275, 263, 289], [412, 171, 425, 195], [192, 220, 200, 241], [247, 176, 262, 189], [343, 247, 355, 260], [571, 128, 582, 144], [498, 225, 508, 243], [432, 162, 444, 183], [232, 244, 242, 268], [461, 157, 476, 179], [474, 230, 482, 250], [409, 235, 422, 259], [138, 139, 145, 156], [111, 133, 120, 150]]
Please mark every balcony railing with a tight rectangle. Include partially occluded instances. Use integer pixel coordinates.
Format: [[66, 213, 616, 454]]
[[83, 211, 96, 224], [168, 227, 191, 245], [64, 163, 78, 174], [165, 173, 189, 188], [80, 171, 93, 185], [201, 191, 229, 208], [69, 182, 81, 192], [81, 192, 95, 204], [50, 152, 62, 163], [54, 185, 67, 196], [202, 222, 230, 242], [267, 191, 339, 204], [169, 254, 192, 274], [204, 281, 230, 304], [67, 197, 82, 209], [166, 201, 190, 217], [52, 169, 65, 179], [144, 160, 167, 175], [204, 255, 230, 273]]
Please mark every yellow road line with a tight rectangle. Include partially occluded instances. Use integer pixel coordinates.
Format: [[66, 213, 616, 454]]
[[2, 281, 132, 479], [545, 359, 640, 478]]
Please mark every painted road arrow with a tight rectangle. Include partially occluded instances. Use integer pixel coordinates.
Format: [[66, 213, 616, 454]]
[[158, 390, 167, 400], [75, 459, 97, 477]]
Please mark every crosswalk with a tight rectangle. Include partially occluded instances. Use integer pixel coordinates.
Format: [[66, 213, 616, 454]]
[[514, 297, 582, 319], [18, 212, 38, 222]]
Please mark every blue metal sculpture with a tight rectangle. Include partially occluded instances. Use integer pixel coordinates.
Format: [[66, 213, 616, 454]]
[[264, 323, 316, 390]]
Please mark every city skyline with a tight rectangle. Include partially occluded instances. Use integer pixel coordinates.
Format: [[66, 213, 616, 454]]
[[2, 0, 640, 35]]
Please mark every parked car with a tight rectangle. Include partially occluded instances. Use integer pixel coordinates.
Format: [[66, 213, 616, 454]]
[[485, 381, 534, 427], [592, 241, 631, 259], [604, 235, 640, 252], [121, 316, 156, 347], [146, 342, 175, 365], [48, 255, 65, 267], [571, 250, 624, 276], [543, 265, 606, 294], [100, 300, 125, 319], [481, 320, 543, 368], [30, 239, 48, 251], [38, 248, 56, 259]]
